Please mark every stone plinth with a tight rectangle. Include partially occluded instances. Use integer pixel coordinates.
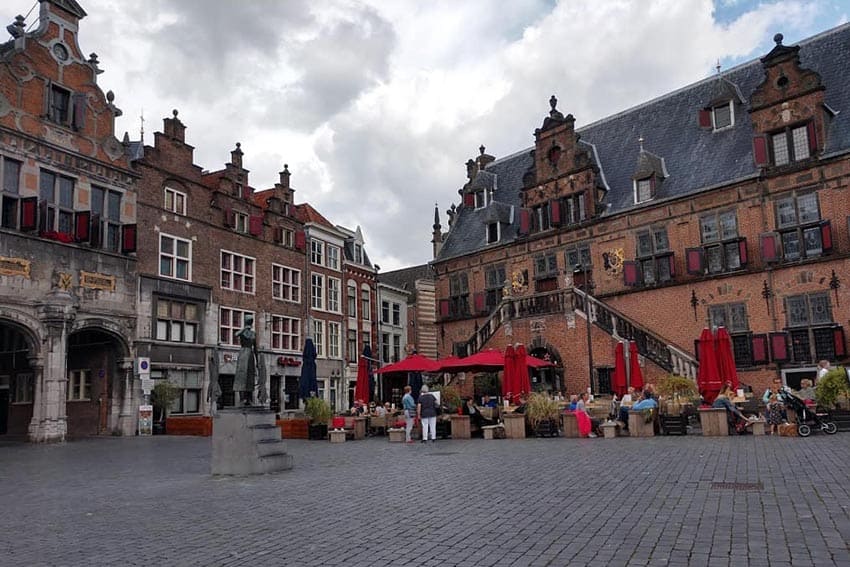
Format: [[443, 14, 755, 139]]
[[600, 421, 619, 439], [699, 408, 729, 437], [450, 415, 471, 439], [502, 414, 526, 439], [562, 412, 579, 438], [628, 411, 655, 437], [212, 408, 293, 475], [329, 429, 346, 443]]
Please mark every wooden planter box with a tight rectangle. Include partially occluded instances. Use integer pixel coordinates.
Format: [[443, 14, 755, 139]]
[[166, 416, 212, 436], [502, 414, 526, 439], [561, 413, 579, 438], [699, 408, 729, 437], [449, 415, 471, 439], [277, 418, 309, 439]]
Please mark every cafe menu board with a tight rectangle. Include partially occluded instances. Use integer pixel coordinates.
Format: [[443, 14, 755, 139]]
[[138, 404, 153, 436]]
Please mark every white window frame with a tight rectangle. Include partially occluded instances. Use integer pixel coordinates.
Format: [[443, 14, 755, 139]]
[[271, 315, 300, 352], [347, 281, 357, 318], [272, 264, 301, 303], [328, 321, 341, 359], [486, 222, 500, 244], [219, 307, 254, 346], [327, 277, 341, 313], [327, 245, 340, 270], [155, 298, 200, 343], [235, 212, 249, 234], [311, 273, 325, 310], [164, 186, 187, 215], [634, 178, 653, 204], [313, 319, 325, 357], [221, 250, 256, 294], [712, 101, 734, 131], [67, 369, 90, 401], [311, 239, 325, 266], [159, 233, 192, 281], [361, 284, 372, 321]]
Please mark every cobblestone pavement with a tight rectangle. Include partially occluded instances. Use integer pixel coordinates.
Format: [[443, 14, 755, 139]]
[[2, 433, 850, 567]]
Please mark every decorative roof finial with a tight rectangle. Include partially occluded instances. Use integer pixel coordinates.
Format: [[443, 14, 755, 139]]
[[774, 33, 783, 46], [549, 95, 557, 111], [140, 108, 144, 143], [7, 15, 25, 38], [638, 136, 644, 152], [715, 59, 721, 74], [172, 109, 179, 118], [479, 144, 485, 155]]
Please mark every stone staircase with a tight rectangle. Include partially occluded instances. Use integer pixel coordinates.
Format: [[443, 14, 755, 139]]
[[463, 287, 698, 379], [211, 407, 293, 475]]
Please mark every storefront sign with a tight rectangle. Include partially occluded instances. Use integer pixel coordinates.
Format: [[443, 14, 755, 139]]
[[138, 405, 153, 436], [80, 271, 116, 291], [0, 256, 30, 278]]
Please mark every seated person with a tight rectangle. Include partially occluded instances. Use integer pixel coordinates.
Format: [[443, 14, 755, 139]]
[[461, 397, 493, 429], [618, 393, 658, 431], [481, 395, 498, 408], [713, 385, 753, 431], [575, 392, 600, 437], [374, 403, 387, 417], [350, 400, 366, 415], [513, 395, 528, 414], [797, 379, 816, 404], [568, 395, 578, 411]]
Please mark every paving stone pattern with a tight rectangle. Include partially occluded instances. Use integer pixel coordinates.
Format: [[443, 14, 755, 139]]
[[2, 434, 850, 566]]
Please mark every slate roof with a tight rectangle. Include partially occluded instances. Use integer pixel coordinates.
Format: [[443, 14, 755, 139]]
[[436, 23, 850, 262], [379, 264, 433, 302]]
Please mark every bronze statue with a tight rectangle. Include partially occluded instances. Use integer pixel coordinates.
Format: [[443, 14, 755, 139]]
[[234, 316, 263, 406]]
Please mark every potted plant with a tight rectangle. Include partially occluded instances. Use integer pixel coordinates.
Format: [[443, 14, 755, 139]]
[[816, 368, 850, 431], [151, 381, 180, 435], [432, 384, 462, 414], [525, 392, 561, 437], [304, 397, 332, 440], [655, 374, 699, 415]]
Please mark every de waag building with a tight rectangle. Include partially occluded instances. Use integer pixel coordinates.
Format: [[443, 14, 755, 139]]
[[432, 25, 850, 398]]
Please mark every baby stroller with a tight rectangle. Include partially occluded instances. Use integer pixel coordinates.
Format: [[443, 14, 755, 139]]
[[779, 389, 837, 437]]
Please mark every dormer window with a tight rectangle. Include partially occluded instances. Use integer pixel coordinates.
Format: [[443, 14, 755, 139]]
[[474, 190, 486, 209], [634, 177, 654, 204], [486, 222, 499, 244], [712, 101, 734, 130], [48, 85, 71, 125], [772, 124, 810, 166]]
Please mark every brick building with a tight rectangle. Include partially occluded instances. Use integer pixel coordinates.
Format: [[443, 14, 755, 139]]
[[432, 26, 850, 398], [0, 0, 139, 440]]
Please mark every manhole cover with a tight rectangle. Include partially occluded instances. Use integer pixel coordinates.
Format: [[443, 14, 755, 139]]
[[427, 451, 459, 456], [710, 482, 763, 491]]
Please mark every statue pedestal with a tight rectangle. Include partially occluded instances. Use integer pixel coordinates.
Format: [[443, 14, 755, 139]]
[[212, 407, 293, 475]]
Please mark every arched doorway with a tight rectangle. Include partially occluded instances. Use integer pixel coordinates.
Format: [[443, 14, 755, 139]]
[[66, 328, 129, 437], [0, 321, 37, 436], [529, 338, 565, 396]]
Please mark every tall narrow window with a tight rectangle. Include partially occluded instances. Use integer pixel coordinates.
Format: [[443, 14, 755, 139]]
[[49, 85, 71, 125], [0, 157, 21, 229], [347, 282, 357, 318], [91, 186, 122, 251], [361, 285, 372, 320], [311, 274, 325, 310], [313, 320, 325, 357], [39, 170, 74, 234], [328, 322, 341, 358], [327, 278, 341, 313]]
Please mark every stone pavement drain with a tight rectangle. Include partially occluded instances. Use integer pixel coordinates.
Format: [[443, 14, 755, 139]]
[[710, 481, 764, 491]]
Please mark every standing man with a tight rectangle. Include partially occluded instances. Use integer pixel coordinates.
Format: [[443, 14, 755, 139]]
[[417, 385, 438, 444], [402, 385, 416, 444]]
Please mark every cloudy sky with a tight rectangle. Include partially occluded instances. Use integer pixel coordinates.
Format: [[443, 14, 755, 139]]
[[8, 0, 849, 270]]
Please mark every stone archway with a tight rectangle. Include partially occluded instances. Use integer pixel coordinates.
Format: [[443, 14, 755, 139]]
[[0, 318, 39, 436], [528, 337, 565, 395]]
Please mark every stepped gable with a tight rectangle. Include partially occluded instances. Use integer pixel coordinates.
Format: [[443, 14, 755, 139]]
[[435, 23, 850, 262]]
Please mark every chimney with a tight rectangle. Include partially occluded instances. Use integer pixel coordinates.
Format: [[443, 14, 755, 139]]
[[466, 159, 478, 180], [231, 142, 243, 168], [476, 145, 495, 170], [279, 164, 290, 189], [163, 109, 186, 143]]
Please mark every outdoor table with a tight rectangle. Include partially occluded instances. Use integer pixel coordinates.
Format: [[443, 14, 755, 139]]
[[502, 413, 526, 439]]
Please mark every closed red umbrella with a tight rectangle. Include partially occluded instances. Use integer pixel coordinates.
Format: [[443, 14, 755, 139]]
[[502, 345, 516, 400], [354, 355, 371, 404], [375, 353, 440, 374], [696, 327, 721, 403], [515, 345, 532, 400], [628, 341, 644, 391], [612, 341, 627, 396], [715, 327, 739, 391]]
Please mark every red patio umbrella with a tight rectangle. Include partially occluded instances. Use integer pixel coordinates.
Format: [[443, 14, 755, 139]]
[[502, 345, 517, 400], [526, 356, 554, 369], [515, 345, 532, 400], [612, 341, 627, 397], [715, 327, 739, 391], [354, 355, 371, 404], [696, 327, 721, 403], [439, 349, 505, 373], [628, 341, 644, 391], [375, 353, 440, 374]]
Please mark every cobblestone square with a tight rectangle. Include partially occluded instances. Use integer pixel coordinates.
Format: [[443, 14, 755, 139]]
[[3, 434, 850, 566]]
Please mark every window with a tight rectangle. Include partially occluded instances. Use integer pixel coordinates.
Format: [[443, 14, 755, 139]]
[[771, 124, 811, 166], [785, 292, 837, 363], [13, 373, 33, 403], [533, 253, 558, 292], [565, 243, 592, 271], [696, 211, 743, 274], [327, 278, 341, 313], [348, 329, 357, 362], [271, 315, 300, 351], [362, 332, 371, 350], [219, 307, 253, 346], [354, 244, 362, 264], [155, 298, 200, 343], [712, 101, 733, 130], [313, 320, 325, 357], [773, 193, 826, 261], [159, 234, 191, 281], [67, 369, 90, 401], [272, 265, 300, 303], [234, 212, 249, 234], [279, 228, 294, 248], [486, 222, 500, 244], [485, 264, 506, 309], [392, 304, 400, 326], [327, 246, 340, 270], [48, 84, 71, 124], [311, 273, 325, 310], [635, 178, 653, 203], [634, 226, 673, 285], [449, 273, 469, 317], [164, 187, 187, 215], [381, 332, 391, 363], [381, 301, 390, 324], [474, 190, 486, 209], [361, 285, 371, 320], [311, 239, 324, 265], [392, 334, 401, 363], [167, 370, 202, 415], [533, 203, 550, 232], [347, 282, 357, 317], [564, 192, 587, 225], [1, 157, 21, 229], [328, 322, 341, 358], [221, 251, 255, 293], [39, 170, 74, 234], [91, 186, 122, 252], [786, 292, 832, 328], [708, 303, 748, 333]]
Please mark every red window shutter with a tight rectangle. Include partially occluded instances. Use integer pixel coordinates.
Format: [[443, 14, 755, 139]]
[[473, 292, 486, 314], [74, 210, 90, 242], [121, 224, 137, 254], [759, 232, 780, 263], [20, 196, 37, 231], [834, 326, 846, 358], [274, 227, 283, 243], [72, 93, 86, 130], [463, 193, 474, 207], [242, 185, 251, 200], [820, 220, 832, 253], [294, 230, 306, 250], [90, 213, 102, 248], [249, 215, 263, 236], [666, 253, 676, 279], [753, 135, 769, 167], [769, 332, 790, 363], [751, 334, 769, 365], [549, 200, 561, 227], [518, 208, 530, 236], [738, 238, 748, 266], [623, 260, 640, 287], [685, 247, 704, 275], [807, 121, 817, 155], [698, 109, 712, 129], [223, 207, 235, 227], [439, 299, 450, 318]]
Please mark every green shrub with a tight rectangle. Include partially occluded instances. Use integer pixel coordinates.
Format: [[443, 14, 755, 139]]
[[816, 368, 850, 409], [304, 397, 332, 424], [151, 381, 180, 421], [432, 384, 462, 412], [525, 392, 561, 428], [656, 375, 699, 402]]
